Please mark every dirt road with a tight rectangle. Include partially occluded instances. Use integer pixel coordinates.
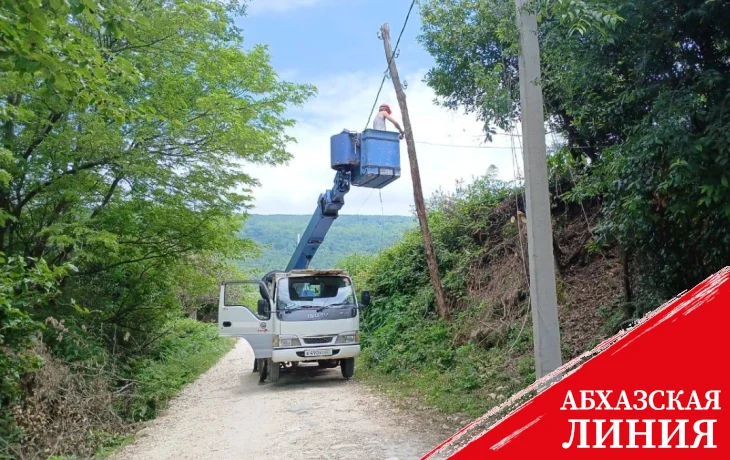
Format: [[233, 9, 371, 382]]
[[112, 340, 456, 460]]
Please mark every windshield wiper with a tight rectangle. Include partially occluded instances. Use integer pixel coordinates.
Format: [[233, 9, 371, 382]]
[[316, 301, 354, 312], [282, 305, 318, 314]]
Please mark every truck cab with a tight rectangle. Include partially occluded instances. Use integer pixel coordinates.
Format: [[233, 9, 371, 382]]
[[218, 269, 371, 382]]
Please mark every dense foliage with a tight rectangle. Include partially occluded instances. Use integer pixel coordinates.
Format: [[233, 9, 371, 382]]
[[0, 0, 311, 456], [239, 214, 415, 275], [347, 161, 628, 418], [344, 171, 543, 416], [420, 0, 730, 299]]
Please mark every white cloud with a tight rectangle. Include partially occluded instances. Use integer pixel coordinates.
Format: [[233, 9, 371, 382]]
[[244, 69, 524, 216], [247, 0, 324, 14]]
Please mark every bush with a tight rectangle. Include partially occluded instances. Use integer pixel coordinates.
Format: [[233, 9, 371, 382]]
[[120, 319, 235, 422], [349, 167, 621, 420], [9, 343, 120, 459], [1, 255, 64, 448], [3, 315, 234, 458]]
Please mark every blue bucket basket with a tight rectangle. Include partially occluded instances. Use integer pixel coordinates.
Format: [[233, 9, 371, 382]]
[[329, 129, 401, 189]]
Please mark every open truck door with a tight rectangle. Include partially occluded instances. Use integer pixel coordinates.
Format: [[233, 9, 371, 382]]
[[219, 280, 274, 359]]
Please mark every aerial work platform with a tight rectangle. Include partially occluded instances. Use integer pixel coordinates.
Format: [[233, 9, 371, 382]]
[[330, 129, 401, 189]]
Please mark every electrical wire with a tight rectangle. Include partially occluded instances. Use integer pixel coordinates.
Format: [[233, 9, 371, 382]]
[[356, 189, 375, 214], [415, 140, 516, 149], [378, 189, 385, 246], [363, 0, 416, 131], [495, 42, 531, 354], [414, 139, 616, 150]]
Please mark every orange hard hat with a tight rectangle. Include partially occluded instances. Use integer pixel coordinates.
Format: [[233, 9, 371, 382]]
[[379, 103, 391, 114]]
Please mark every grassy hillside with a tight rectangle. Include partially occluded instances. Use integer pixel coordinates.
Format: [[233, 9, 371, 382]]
[[238, 214, 416, 275], [340, 168, 629, 419]]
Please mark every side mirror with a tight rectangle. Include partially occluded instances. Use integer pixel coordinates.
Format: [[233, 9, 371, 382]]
[[360, 291, 371, 307], [257, 299, 270, 318]]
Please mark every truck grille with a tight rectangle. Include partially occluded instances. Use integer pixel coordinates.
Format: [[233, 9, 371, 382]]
[[303, 336, 334, 345]]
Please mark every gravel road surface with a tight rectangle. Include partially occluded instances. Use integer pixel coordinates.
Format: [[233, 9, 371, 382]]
[[111, 340, 456, 460]]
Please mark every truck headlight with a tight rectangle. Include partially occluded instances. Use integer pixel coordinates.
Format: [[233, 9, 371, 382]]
[[335, 331, 359, 344], [273, 335, 301, 348]]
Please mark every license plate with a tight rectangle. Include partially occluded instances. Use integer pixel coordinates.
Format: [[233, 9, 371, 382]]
[[304, 349, 333, 357]]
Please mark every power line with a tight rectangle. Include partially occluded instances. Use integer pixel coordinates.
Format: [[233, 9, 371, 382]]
[[363, 0, 416, 131], [448, 131, 561, 139], [415, 141, 513, 149], [378, 189, 385, 246], [414, 140, 619, 150], [356, 189, 375, 214], [451, 132, 526, 139]]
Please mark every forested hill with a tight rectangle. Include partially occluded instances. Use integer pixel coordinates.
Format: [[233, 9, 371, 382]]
[[238, 214, 415, 274]]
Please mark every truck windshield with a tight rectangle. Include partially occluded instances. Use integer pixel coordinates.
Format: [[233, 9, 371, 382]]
[[276, 276, 355, 311]]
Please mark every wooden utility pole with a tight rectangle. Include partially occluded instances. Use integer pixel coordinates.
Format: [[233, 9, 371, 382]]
[[380, 22, 449, 320], [514, 0, 562, 378]]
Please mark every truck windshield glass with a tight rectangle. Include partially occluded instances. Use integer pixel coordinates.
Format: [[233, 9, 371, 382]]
[[276, 276, 355, 310]]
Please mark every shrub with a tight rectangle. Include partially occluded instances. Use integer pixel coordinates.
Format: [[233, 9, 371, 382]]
[[120, 319, 235, 422]]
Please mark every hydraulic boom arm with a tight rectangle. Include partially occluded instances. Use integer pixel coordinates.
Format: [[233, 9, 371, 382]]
[[285, 170, 352, 271]]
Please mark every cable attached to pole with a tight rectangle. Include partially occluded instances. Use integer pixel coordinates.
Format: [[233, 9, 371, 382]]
[[363, 0, 416, 131]]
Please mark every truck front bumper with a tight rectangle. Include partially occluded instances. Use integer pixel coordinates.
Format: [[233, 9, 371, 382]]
[[272, 344, 360, 363]]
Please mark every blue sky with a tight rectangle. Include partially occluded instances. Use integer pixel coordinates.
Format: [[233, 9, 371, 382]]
[[238, 0, 521, 216], [240, 0, 431, 81]]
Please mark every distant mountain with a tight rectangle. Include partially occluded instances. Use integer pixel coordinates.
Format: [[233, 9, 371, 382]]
[[238, 214, 416, 276]]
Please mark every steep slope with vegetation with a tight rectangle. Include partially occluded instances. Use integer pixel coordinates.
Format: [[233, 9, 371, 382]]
[[239, 214, 415, 275], [343, 165, 625, 417], [345, 0, 730, 419], [0, 1, 311, 457]]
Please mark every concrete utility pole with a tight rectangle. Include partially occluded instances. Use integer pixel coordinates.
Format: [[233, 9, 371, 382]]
[[514, 0, 562, 378], [380, 22, 449, 320]]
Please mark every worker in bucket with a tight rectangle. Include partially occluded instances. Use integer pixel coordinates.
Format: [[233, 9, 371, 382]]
[[373, 103, 405, 139]]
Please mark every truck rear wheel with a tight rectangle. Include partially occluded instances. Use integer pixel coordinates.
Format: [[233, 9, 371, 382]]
[[268, 359, 280, 383], [340, 358, 355, 380]]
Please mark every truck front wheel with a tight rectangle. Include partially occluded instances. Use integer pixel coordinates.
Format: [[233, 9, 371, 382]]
[[268, 359, 280, 383], [340, 358, 355, 380]]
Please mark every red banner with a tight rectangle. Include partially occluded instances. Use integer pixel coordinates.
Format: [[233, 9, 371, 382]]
[[424, 267, 730, 459]]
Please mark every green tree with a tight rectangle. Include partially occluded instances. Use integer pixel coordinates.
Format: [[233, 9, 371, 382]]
[[420, 0, 620, 159], [1, 1, 314, 450], [1, 0, 313, 321]]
